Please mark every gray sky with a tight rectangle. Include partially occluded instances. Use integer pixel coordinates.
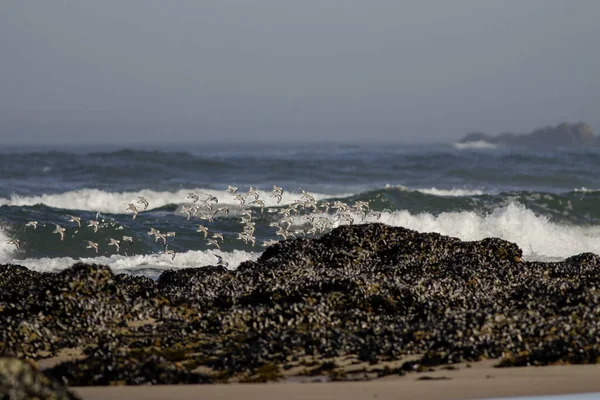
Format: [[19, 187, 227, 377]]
[[1, 0, 599, 145]]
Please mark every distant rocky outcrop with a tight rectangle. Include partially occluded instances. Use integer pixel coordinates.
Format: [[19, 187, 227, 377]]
[[458, 122, 598, 148]]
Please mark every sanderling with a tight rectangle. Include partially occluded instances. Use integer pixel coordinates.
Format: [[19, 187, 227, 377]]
[[272, 185, 283, 194], [68, 215, 82, 228], [187, 192, 200, 203], [126, 203, 139, 220], [226, 185, 238, 194], [108, 238, 121, 252], [53, 224, 66, 241], [25, 221, 38, 229], [88, 220, 100, 233], [198, 213, 214, 223], [85, 240, 99, 253], [7, 239, 21, 250], [234, 194, 246, 206], [214, 253, 228, 267], [205, 194, 219, 204], [122, 236, 134, 244], [275, 227, 288, 240], [250, 199, 266, 213], [207, 239, 221, 250], [164, 248, 176, 261], [196, 225, 209, 238], [300, 189, 316, 202], [211, 232, 224, 243], [137, 196, 150, 210], [213, 207, 229, 217], [262, 239, 279, 247], [154, 233, 167, 245], [246, 187, 259, 201]]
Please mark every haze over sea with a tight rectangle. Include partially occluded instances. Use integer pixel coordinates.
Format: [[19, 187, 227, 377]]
[[1, 141, 600, 279]]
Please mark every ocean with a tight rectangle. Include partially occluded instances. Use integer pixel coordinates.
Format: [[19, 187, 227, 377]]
[[2, 141, 600, 279]]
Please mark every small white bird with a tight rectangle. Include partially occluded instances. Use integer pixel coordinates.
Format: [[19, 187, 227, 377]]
[[234, 194, 246, 206], [164, 249, 176, 261], [165, 231, 176, 238], [155, 233, 167, 245], [226, 185, 238, 194], [214, 253, 228, 267], [198, 202, 213, 212], [137, 196, 150, 210], [205, 194, 219, 204], [271, 185, 284, 204], [88, 220, 100, 233], [126, 203, 139, 220], [262, 239, 279, 247], [250, 199, 266, 213], [211, 232, 224, 242], [108, 238, 121, 252], [213, 207, 229, 217], [67, 215, 81, 228], [300, 189, 316, 202], [187, 192, 200, 203], [182, 205, 196, 220], [272, 185, 283, 194], [25, 221, 38, 229], [196, 225, 209, 238], [207, 239, 221, 250], [147, 227, 160, 237], [122, 236, 134, 244], [246, 186, 259, 201], [198, 213, 214, 223], [53, 224, 66, 241], [7, 239, 21, 250], [85, 240, 99, 253]]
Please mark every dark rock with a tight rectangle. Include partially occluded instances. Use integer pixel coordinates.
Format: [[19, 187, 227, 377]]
[[458, 122, 597, 148], [2, 223, 600, 387], [0, 357, 80, 399]]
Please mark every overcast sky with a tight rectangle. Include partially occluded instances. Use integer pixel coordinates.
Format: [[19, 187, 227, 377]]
[[1, 0, 599, 145]]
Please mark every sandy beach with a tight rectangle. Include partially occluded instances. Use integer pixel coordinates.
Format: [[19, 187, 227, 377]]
[[73, 361, 600, 400]]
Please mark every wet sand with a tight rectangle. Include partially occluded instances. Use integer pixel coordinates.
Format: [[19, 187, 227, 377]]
[[74, 361, 600, 400]]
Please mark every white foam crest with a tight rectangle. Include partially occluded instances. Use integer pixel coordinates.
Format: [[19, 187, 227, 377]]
[[0, 188, 341, 214], [386, 184, 486, 197], [289, 203, 600, 261], [573, 187, 600, 193], [5, 249, 261, 277], [0, 226, 15, 261], [453, 140, 498, 149]]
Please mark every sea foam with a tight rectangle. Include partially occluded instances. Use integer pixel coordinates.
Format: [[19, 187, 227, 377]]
[[1, 248, 261, 278], [290, 202, 600, 261], [0, 188, 341, 214], [453, 140, 499, 150]]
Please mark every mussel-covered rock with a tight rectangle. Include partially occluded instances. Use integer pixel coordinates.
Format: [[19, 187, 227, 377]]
[[0, 357, 80, 399], [2, 223, 600, 387]]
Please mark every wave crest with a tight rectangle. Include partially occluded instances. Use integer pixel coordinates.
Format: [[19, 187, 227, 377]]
[[0, 188, 340, 214], [453, 140, 498, 150], [290, 202, 600, 261]]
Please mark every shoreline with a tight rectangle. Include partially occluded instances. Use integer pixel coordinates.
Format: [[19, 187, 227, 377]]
[[73, 361, 600, 400]]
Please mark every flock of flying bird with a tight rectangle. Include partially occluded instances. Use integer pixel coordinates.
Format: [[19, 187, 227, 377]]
[[7, 185, 380, 264]]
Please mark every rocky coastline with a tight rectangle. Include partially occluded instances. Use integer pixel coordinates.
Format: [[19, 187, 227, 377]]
[[458, 122, 597, 148], [2, 223, 600, 397]]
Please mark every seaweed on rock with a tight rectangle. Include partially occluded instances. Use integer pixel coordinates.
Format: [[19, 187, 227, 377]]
[[1, 223, 600, 386]]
